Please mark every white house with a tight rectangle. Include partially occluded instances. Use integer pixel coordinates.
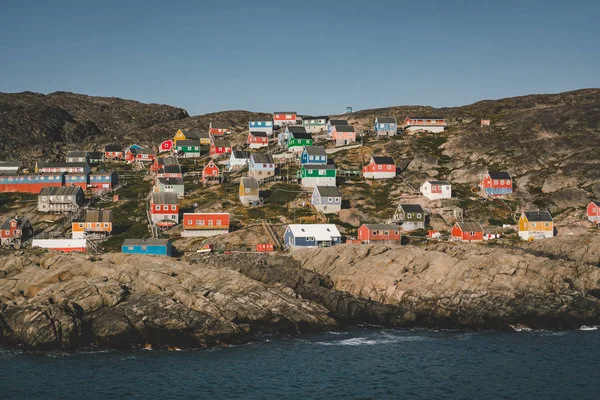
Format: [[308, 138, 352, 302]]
[[229, 150, 250, 169], [420, 180, 452, 200], [283, 224, 342, 249]]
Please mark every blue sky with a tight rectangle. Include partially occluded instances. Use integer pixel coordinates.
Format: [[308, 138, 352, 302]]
[[1, 0, 599, 115]]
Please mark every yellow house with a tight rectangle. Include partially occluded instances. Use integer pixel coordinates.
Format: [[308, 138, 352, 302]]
[[239, 176, 260, 206], [518, 210, 553, 240], [174, 130, 211, 145]]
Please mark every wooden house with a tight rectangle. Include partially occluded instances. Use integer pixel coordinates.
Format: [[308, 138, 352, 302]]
[[327, 119, 348, 135], [300, 146, 327, 165], [0, 172, 65, 193], [357, 224, 401, 244], [89, 172, 118, 190], [64, 172, 90, 189], [451, 221, 484, 242], [311, 186, 342, 214], [229, 150, 250, 169], [273, 112, 297, 127], [202, 160, 220, 184], [160, 139, 174, 152], [287, 131, 313, 152], [283, 224, 341, 249], [1, 217, 33, 246], [88, 151, 103, 164], [480, 171, 513, 196], [374, 117, 397, 136], [239, 176, 260, 206], [587, 201, 600, 225], [249, 121, 273, 136], [420, 180, 451, 200], [362, 156, 396, 179], [151, 156, 179, 173], [209, 139, 232, 156], [104, 144, 123, 160], [66, 151, 89, 164], [71, 210, 113, 239], [174, 139, 201, 158], [150, 192, 179, 227], [303, 116, 328, 133], [157, 165, 183, 179], [38, 186, 85, 213], [32, 239, 87, 253], [248, 131, 269, 148], [209, 122, 231, 136], [125, 147, 156, 163], [39, 162, 90, 174], [403, 117, 446, 133], [122, 239, 172, 256], [331, 125, 356, 146], [249, 153, 275, 180], [298, 164, 336, 187], [182, 213, 230, 237], [518, 210, 554, 240], [174, 129, 205, 145], [0, 161, 21, 173], [393, 204, 425, 231], [155, 177, 185, 198]]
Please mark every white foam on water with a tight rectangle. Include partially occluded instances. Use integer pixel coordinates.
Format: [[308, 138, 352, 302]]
[[315, 332, 429, 346]]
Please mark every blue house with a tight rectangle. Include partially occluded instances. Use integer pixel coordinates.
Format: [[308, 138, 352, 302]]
[[121, 238, 172, 256], [283, 224, 342, 249], [300, 146, 327, 165], [249, 121, 273, 136], [374, 116, 397, 137]]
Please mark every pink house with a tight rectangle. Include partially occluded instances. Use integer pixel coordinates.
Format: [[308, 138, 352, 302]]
[[331, 125, 356, 146]]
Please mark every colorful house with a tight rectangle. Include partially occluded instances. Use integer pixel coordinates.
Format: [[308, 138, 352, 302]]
[[480, 171, 513, 196], [64, 172, 89, 189], [239, 176, 260, 206], [300, 146, 327, 165], [209, 140, 232, 156], [174, 129, 202, 144], [327, 119, 348, 135], [273, 112, 297, 127], [287, 131, 313, 152], [249, 121, 273, 136], [248, 131, 269, 149], [197, 131, 211, 145], [1, 217, 33, 246], [311, 186, 342, 214], [32, 239, 87, 253], [393, 204, 425, 231], [229, 150, 250, 169], [122, 239, 172, 256], [39, 162, 90, 174], [519, 211, 554, 240], [303, 116, 328, 133], [283, 224, 341, 249], [587, 201, 600, 225], [182, 213, 230, 237], [155, 177, 185, 198], [331, 125, 356, 146], [174, 139, 201, 158], [362, 156, 396, 179], [403, 117, 446, 133], [0, 172, 65, 193], [451, 221, 484, 242], [150, 192, 179, 227], [249, 153, 275, 180], [298, 164, 336, 187], [209, 122, 231, 136], [66, 151, 89, 164], [202, 160, 220, 184], [420, 180, 451, 200], [38, 186, 85, 213], [125, 147, 156, 163], [156, 165, 183, 179], [151, 156, 179, 173], [357, 224, 401, 244], [104, 144, 123, 160], [374, 117, 397, 136], [89, 172, 118, 190], [160, 139, 174, 152], [71, 210, 113, 239]]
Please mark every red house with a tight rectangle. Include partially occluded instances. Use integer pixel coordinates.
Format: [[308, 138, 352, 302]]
[[273, 111, 297, 127], [210, 140, 232, 156], [1, 217, 33, 246], [182, 213, 230, 237], [104, 144, 123, 160], [209, 122, 230, 136], [160, 139, 173, 152], [357, 223, 401, 244], [451, 221, 484, 242], [480, 171, 513, 196], [150, 192, 179, 226], [247, 131, 269, 148], [202, 160, 220, 184], [125, 147, 156, 163], [362, 156, 396, 179], [587, 201, 600, 225]]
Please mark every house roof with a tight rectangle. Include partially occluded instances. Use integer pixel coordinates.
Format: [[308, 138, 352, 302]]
[[425, 180, 450, 185], [314, 186, 341, 197], [376, 117, 397, 124], [363, 223, 399, 231], [39, 186, 82, 196], [372, 156, 395, 165], [407, 116, 445, 120], [232, 150, 250, 159], [1, 217, 27, 230], [176, 139, 201, 147], [130, 148, 155, 155], [212, 140, 231, 148], [88, 151, 102, 159], [335, 125, 355, 132], [197, 131, 211, 139], [399, 204, 424, 213], [303, 164, 335, 170], [66, 151, 88, 158], [286, 224, 341, 240], [304, 146, 327, 157], [328, 119, 348, 126], [287, 126, 308, 134], [39, 162, 89, 168], [104, 144, 122, 152], [151, 192, 179, 205], [456, 221, 484, 232], [122, 238, 170, 246], [158, 177, 184, 185], [179, 130, 200, 140], [211, 122, 229, 130], [304, 116, 328, 122], [523, 210, 553, 222], [158, 157, 179, 166], [0, 161, 20, 167], [251, 153, 275, 164], [161, 165, 182, 174], [250, 131, 268, 137], [241, 176, 259, 189], [274, 111, 297, 115], [85, 210, 113, 223], [590, 201, 600, 207], [291, 132, 313, 140], [488, 171, 512, 180]]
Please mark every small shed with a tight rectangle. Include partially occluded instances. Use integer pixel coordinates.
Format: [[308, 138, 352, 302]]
[[121, 239, 172, 256]]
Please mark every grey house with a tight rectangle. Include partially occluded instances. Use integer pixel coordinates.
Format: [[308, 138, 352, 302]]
[[311, 186, 342, 214], [38, 186, 85, 213], [66, 151, 89, 163], [393, 204, 426, 230]]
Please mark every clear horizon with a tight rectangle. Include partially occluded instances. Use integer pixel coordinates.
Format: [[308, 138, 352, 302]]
[[1, 0, 599, 116]]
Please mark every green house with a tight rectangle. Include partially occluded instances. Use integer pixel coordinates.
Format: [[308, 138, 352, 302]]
[[297, 164, 336, 188], [175, 139, 201, 158], [288, 132, 313, 150]]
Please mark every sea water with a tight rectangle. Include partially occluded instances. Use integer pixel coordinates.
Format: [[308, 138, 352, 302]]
[[1, 329, 599, 399]]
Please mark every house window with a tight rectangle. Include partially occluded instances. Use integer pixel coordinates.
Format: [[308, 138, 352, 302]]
[[379, 124, 384, 128], [188, 220, 193, 225], [500, 180, 504, 185], [195, 147, 199, 150], [384, 231, 389, 236], [104, 223, 108, 228], [142, 246, 147, 250], [470, 231, 475, 236], [216, 220, 221, 226], [95, 223, 100, 228], [545, 223, 550, 227], [306, 237, 314, 241], [196, 220, 201, 225], [407, 213, 412, 219], [378, 165, 382, 170], [387, 165, 392, 170], [200, 220, 205, 226], [531, 222, 536, 228], [155, 205, 160, 211], [318, 170, 326, 175], [128, 246, 133, 250], [208, 220, 213, 226], [335, 197, 340, 203], [78, 223, 84, 228], [493, 180, 498, 185], [390, 124, 394, 128]]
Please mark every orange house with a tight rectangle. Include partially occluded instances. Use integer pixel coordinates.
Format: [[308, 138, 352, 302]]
[[202, 160, 220, 184], [71, 210, 113, 239], [357, 223, 401, 244], [451, 221, 484, 242], [182, 213, 230, 237]]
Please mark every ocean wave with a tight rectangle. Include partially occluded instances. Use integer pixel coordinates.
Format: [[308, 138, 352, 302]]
[[315, 332, 429, 346]]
